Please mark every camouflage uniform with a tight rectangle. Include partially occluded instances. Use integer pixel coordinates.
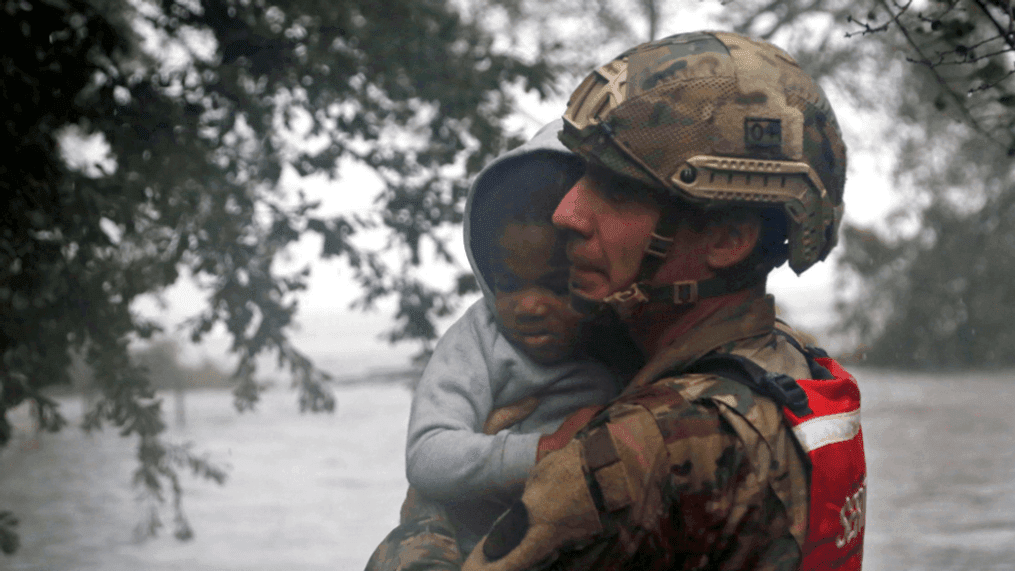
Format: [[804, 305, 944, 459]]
[[462, 294, 814, 571], [364, 487, 464, 571]]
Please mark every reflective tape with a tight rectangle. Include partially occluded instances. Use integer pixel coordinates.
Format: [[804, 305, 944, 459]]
[[792, 409, 861, 452]]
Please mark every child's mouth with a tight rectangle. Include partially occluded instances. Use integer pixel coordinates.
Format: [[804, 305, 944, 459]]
[[517, 331, 555, 347]]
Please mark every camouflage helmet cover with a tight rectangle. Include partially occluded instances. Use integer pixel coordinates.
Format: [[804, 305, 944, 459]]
[[560, 31, 847, 274]]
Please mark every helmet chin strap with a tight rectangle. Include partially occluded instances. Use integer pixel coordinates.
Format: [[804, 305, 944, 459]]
[[600, 272, 767, 320], [569, 214, 767, 321]]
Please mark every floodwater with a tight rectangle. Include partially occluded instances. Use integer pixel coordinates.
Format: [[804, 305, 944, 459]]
[[858, 368, 1015, 570], [1, 367, 1013, 570]]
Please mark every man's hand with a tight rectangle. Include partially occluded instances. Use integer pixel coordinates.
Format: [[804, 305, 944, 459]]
[[536, 406, 603, 462], [483, 395, 540, 435]]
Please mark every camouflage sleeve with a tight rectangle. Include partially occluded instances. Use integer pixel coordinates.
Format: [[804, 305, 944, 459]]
[[364, 487, 465, 571], [460, 378, 802, 571]]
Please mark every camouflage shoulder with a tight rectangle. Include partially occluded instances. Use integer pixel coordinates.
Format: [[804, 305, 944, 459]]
[[579, 379, 745, 517], [649, 370, 790, 469], [653, 370, 810, 556], [646, 372, 807, 567]]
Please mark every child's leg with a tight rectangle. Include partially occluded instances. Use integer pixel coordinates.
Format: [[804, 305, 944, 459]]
[[364, 487, 463, 571]]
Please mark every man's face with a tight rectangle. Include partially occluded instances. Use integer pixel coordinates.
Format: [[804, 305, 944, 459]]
[[551, 165, 662, 302]]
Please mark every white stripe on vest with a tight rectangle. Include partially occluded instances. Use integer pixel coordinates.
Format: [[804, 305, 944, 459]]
[[792, 409, 861, 452]]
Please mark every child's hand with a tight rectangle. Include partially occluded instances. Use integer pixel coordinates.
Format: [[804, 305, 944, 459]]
[[536, 406, 604, 462], [483, 395, 540, 435]]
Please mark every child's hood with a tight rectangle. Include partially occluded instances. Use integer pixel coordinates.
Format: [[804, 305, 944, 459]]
[[463, 118, 573, 308]]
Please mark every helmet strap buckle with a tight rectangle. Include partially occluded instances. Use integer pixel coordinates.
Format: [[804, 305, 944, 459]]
[[644, 232, 673, 258], [602, 283, 650, 319], [671, 281, 699, 305]]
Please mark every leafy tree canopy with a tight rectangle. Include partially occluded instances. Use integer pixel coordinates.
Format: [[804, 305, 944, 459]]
[[1, 0, 556, 547]]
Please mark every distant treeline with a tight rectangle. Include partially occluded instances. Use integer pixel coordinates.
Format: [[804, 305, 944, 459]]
[[67, 340, 237, 392]]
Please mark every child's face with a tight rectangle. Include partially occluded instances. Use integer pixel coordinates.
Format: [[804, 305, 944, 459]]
[[491, 222, 583, 365]]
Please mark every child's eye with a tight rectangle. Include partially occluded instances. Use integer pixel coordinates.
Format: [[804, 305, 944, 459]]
[[537, 271, 570, 296], [494, 273, 521, 293]]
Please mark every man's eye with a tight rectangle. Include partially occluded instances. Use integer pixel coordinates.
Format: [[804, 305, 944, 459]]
[[598, 176, 656, 206], [601, 186, 632, 203]]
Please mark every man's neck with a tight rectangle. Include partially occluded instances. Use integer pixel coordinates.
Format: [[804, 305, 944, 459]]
[[626, 287, 763, 360]]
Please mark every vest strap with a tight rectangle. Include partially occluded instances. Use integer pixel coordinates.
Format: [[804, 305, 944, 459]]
[[681, 352, 813, 417]]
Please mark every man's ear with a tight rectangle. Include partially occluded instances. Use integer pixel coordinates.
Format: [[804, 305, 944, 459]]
[[705, 217, 761, 270]]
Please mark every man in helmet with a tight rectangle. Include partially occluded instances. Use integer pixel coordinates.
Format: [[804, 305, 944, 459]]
[[461, 31, 866, 571]]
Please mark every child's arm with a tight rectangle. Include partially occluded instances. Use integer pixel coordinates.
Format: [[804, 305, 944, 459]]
[[405, 303, 542, 503]]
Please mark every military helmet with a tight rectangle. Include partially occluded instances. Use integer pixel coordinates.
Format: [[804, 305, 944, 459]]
[[560, 31, 847, 275]]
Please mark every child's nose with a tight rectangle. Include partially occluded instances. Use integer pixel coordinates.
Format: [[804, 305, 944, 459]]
[[514, 292, 548, 322]]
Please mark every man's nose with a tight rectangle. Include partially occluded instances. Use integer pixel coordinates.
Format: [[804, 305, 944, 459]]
[[552, 178, 594, 238]]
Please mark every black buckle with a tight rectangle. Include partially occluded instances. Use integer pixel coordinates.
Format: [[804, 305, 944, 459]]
[[761, 372, 812, 416], [644, 232, 673, 258], [672, 281, 698, 304]]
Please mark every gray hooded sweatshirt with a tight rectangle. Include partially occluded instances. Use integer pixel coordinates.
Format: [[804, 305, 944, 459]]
[[404, 119, 621, 553]]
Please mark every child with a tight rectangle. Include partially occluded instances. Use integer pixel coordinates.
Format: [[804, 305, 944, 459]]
[[365, 120, 632, 569]]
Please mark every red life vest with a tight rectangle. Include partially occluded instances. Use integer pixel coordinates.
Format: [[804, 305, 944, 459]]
[[785, 357, 866, 571], [683, 352, 866, 571]]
